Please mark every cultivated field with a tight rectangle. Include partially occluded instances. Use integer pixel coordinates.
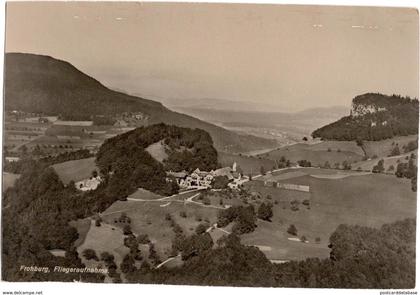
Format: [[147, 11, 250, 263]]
[[52, 157, 97, 183]]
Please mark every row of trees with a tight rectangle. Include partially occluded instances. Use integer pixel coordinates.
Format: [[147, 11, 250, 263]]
[[121, 218, 415, 288]]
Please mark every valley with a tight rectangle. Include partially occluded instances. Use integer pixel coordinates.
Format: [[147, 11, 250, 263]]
[[2, 54, 418, 287]]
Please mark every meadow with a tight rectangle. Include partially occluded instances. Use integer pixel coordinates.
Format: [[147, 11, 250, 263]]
[[52, 157, 97, 183], [241, 171, 416, 261]]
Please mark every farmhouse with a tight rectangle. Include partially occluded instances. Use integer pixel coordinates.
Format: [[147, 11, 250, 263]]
[[167, 162, 244, 189], [75, 176, 102, 191]]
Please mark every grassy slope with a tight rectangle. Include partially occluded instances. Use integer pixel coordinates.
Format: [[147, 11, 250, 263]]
[[259, 143, 364, 166], [353, 151, 418, 172], [52, 157, 97, 183], [241, 172, 416, 260], [362, 135, 418, 158]]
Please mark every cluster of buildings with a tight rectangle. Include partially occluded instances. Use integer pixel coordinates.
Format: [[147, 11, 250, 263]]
[[75, 175, 102, 191], [167, 162, 245, 190]]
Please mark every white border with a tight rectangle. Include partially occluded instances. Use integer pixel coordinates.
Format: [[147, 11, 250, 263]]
[[0, 1, 418, 295]]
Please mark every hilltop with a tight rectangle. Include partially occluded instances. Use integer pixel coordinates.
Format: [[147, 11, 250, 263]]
[[4, 52, 276, 153], [312, 93, 418, 141], [96, 123, 218, 196]]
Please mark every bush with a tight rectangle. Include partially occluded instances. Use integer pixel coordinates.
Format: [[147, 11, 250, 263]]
[[137, 234, 150, 244], [100, 252, 115, 264], [202, 196, 211, 205], [257, 202, 273, 221], [211, 175, 229, 189], [195, 223, 208, 235], [180, 211, 187, 218], [315, 237, 321, 243], [287, 224, 298, 236], [123, 224, 132, 235], [83, 248, 98, 261]]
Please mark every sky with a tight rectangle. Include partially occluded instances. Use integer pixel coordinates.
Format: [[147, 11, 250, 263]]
[[5, 2, 419, 112]]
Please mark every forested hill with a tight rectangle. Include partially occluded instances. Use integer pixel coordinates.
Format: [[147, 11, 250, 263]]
[[4, 52, 276, 153], [96, 124, 218, 196], [312, 93, 419, 141]]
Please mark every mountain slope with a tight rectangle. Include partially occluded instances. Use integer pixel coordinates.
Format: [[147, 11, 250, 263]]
[[4, 53, 276, 153], [312, 93, 419, 141]]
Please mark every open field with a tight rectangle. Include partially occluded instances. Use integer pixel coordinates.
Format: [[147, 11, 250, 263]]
[[2, 173, 20, 191], [100, 188, 232, 261], [241, 170, 416, 261], [77, 219, 128, 280], [363, 135, 418, 158], [305, 140, 364, 155], [145, 140, 168, 163], [52, 157, 97, 183], [259, 143, 364, 167], [69, 218, 92, 247]]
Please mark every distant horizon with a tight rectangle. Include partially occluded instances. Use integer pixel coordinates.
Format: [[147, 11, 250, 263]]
[[5, 3, 419, 112]]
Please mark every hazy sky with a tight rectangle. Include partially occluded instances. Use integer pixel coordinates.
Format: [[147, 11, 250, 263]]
[[5, 2, 419, 112]]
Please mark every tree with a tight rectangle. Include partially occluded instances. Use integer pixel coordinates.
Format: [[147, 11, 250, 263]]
[[372, 159, 385, 173], [180, 211, 187, 218], [211, 175, 229, 189], [257, 203, 273, 222], [287, 224, 298, 236], [137, 234, 150, 244], [411, 177, 417, 192], [179, 233, 214, 261], [297, 160, 311, 167], [123, 225, 132, 235], [342, 161, 351, 170], [195, 223, 208, 235], [83, 249, 98, 261], [389, 145, 400, 156], [95, 218, 102, 227], [120, 254, 136, 274]]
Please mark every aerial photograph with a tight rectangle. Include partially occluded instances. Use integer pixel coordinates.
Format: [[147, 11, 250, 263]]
[[1, 1, 418, 290]]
